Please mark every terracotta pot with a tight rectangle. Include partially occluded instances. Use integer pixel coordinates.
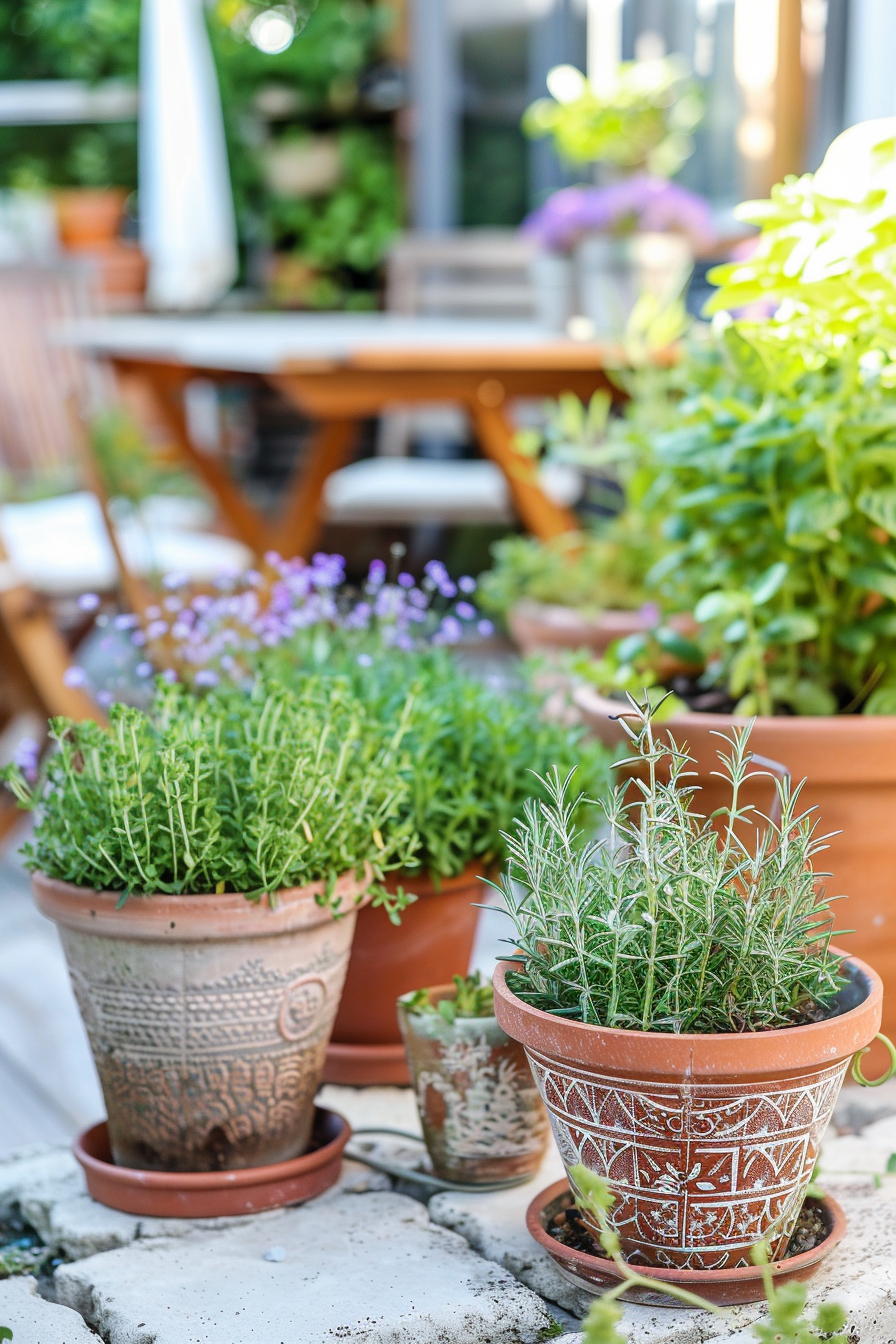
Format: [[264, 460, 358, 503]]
[[54, 188, 128, 250], [493, 955, 881, 1271], [528, 1182, 846, 1306], [397, 983, 550, 1184], [574, 685, 896, 1050], [324, 864, 485, 1085], [508, 601, 650, 658], [32, 869, 371, 1173]]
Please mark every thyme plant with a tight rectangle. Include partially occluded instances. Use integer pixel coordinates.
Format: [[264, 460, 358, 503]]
[[403, 971, 495, 1024], [498, 698, 844, 1033], [4, 677, 415, 906]]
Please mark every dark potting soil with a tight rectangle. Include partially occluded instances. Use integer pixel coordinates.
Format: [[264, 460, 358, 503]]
[[547, 1197, 829, 1262]]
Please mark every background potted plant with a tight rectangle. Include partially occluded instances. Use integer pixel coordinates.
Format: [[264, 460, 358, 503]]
[[398, 971, 549, 1185], [574, 119, 896, 1047], [521, 56, 709, 334], [493, 701, 889, 1274], [3, 674, 413, 1174]]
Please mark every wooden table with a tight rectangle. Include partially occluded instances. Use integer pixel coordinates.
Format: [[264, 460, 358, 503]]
[[61, 313, 623, 558]]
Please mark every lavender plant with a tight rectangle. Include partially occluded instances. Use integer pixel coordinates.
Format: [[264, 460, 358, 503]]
[[497, 696, 844, 1033], [66, 553, 613, 883], [3, 677, 416, 906]]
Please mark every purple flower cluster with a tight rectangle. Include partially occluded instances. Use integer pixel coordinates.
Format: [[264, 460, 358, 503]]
[[64, 554, 494, 696], [521, 175, 715, 254]]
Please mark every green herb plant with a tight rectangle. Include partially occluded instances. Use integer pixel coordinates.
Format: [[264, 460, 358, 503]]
[[573, 1165, 847, 1344], [3, 676, 416, 910], [403, 971, 494, 1024], [497, 696, 844, 1032], [524, 56, 703, 178]]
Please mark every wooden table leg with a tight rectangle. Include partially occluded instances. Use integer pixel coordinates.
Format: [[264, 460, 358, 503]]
[[270, 415, 358, 560], [115, 360, 268, 554], [467, 399, 579, 540]]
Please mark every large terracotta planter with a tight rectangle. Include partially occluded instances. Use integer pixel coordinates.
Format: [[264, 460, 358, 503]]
[[494, 955, 881, 1271], [32, 869, 371, 1173], [324, 864, 485, 1086], [574, 685, 896, 1047], [398, 982, 550, 1184]]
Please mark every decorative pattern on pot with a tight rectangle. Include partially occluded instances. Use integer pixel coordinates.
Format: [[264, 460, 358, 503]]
[[399, 990, 549, 1184], [33, 870, 370, 1174], [526, 1050, 846, 1270]]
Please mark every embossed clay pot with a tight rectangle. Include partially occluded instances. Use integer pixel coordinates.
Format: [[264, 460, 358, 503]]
[[574, 685, 896, 1055], [398, 983, 550, 1184], [493, 955, 881, 1271], [324, 864, 484, 1085], [32, 869, 371, 1173]]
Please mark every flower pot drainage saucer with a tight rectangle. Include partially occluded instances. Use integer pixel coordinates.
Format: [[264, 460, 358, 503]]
[[74, 1106, 350, 1219], [323, 1041, 409, 1086], [527, 1181, 846, 1308]]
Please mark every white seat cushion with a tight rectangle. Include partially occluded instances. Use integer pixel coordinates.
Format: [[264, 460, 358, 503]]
[[323, 457, 582, 524], [0, 491, 251, 597]]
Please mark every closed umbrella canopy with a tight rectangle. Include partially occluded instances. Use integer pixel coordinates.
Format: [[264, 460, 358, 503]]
[[139, 0, 238, 309]]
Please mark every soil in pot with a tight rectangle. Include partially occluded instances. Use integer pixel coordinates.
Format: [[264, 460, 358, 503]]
[[33, 868, 370, 1173], [398, 983, 550, 1184], [574, 683, 896, 1053], [323, 864, 485, 1086], [494, 954, 881, 1271]]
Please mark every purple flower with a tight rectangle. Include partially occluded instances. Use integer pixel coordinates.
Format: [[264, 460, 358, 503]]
[[439, 616, 463, 643], [455, 601, 476, 621], [131, 630, 147, 647], [368, 559, 387, 584], [160, 669, 178, 684], [63, 666, 88, 689], [146, 620, 168, 640], [195, 669, 219, 688], [96, 690, 115, 708], [264, 550, 282, 566], [521, 176, 715, 253], [163, 596, 183, 613], [397, 572, 415, 588], [13, 736, 39, 782], [439, 581, 458, 599], [477, 619, 495, 637], [136, 661, 154, 678], [458, 576, 476, 594], [356, 653, 373, 667], [162, 571, 189, 590], [424, 560, 449, 586], [145, 605, 161, 620], [114, 613, 139, 630], [77, 592, 100, 613]]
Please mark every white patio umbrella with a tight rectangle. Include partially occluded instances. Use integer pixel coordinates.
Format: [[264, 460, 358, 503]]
[[139, 0, 239, 309]]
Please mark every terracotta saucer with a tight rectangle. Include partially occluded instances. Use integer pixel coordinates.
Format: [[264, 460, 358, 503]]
[[323, 1041, 409, 1086], [527, 1181, 846, 1308], [74, 1106, 350, 1219]]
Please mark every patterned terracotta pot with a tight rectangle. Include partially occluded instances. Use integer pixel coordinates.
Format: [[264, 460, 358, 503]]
[[32, 869, 371, 1173], [493, 956, 881, 1270], [398, 983, 550, 1184]]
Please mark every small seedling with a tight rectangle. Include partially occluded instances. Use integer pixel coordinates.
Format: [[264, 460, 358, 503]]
[[404, 972, 495, 1024]]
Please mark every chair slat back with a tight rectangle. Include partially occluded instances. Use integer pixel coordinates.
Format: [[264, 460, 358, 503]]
[[386, 230, 539, 319]]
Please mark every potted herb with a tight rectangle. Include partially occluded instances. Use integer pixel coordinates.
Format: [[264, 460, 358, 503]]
[[521, 56, 708, 334], [398, 972, 549, 1185], [73, 553, 614, 1085], [574, 121, 896, 1046], [3, 676, 413, 1173], [493, 700, 890, 1269]]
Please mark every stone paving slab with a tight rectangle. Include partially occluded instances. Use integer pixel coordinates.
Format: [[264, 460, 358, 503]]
[[55, 1190, 557, 1344], [0, 1276, 102, 1343]]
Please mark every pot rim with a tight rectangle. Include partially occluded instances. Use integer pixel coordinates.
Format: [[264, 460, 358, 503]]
[[492, 951, 882, 1080], [574, 683, 896, 734], [31, 864, 373, 942], [397, 980, 499, 1028], [385, 860, 489, 900]]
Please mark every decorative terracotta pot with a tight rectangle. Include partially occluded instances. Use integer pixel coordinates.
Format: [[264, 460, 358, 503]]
[[32, 869, 371, 1173], [397, 983, 550, 1184], [493, 955, 881, 1271], [324, 864, 485, 1086], [54, 188, 128, 250], [574, 685, 896, 1050]]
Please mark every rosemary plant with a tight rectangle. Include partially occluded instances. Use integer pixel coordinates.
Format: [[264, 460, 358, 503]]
[[4, 677, 416, 906], [498, 697, 844, 1033]]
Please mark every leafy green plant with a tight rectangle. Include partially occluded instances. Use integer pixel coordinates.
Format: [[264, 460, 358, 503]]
[[524, 56, 703, 178], [646, 321, 896, 715], [403, 971, 494, 1024], [3, 676, 415, 907], [574, 1165, 847, 1344], [497, 697, 843, 1033], [479, 532, 655, 617]]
